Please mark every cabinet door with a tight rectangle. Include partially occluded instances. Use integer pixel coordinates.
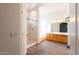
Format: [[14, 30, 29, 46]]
[[46, 34, 56, 41], [63, 36, 68, 43], [0, 4, 21, 54], [48, 34, 54, 40], [46, 34, 51, 40], [56, 35, 62, 42], [52, 34, 56, 41], [56, 35, 68, 43]]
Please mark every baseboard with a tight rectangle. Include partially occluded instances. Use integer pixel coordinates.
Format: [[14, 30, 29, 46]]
[[27, 38, 44, 48], [27, 42, 37, 48], [37, 38, 44, 43], [0, 52, 21, 55]]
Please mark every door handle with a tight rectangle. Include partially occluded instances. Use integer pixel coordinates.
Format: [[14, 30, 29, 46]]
[[66, 45, 70, 49]]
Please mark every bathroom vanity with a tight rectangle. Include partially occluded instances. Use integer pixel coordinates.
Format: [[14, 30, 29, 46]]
[[45, 32, 68, 44]]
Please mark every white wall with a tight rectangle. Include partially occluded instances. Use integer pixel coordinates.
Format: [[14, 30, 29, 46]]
[[0, 4, 21, 54], [39, 3, 69, 21], [39, 20, 51, 38], [39, 3, 69, 38]]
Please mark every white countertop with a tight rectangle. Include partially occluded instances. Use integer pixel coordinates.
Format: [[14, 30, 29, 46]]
[[47, 32, 69, 35]]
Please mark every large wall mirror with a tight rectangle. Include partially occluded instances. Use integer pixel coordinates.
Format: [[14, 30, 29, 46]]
[[51, 21, 68, 33]]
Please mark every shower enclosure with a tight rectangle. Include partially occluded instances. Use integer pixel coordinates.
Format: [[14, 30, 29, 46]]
[[26, 4, 39, 47]]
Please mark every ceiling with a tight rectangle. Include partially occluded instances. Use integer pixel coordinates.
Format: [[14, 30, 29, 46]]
[[39, 3, 70, 21]]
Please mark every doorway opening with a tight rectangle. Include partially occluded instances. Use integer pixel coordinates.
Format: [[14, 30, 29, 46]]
[[24, 3, 70, 55]]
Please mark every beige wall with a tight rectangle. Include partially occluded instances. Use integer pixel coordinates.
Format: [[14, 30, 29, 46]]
[[0, 4, 21, 54]]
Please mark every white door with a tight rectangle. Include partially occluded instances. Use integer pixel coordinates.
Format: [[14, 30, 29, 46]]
[[76, 3, 79, 55], [68, 3, 77, 55], [0, 4, 21, 54]]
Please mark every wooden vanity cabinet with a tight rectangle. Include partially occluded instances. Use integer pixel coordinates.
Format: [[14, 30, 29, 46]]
[[45, 34, 68, 44], [46, 34, 56, 41]]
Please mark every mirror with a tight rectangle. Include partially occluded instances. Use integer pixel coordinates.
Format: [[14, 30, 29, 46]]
[[51, 21, 68, 33]]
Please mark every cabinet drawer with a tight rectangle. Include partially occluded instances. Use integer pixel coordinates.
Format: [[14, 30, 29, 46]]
[[62, 36, 68, 43], [46, 34, 52, 40], [56, 35, 62, 42]]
